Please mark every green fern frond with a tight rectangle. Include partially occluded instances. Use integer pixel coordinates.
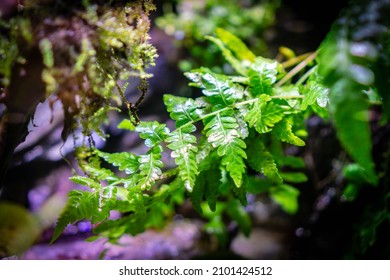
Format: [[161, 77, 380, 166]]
[[280, 172, 308, 183], [190, 151, 222, 212], [52, 188, 116, 242], [248, 57, 279, 96], [163, 94, 205, 127], [166, 125, 199, 191], [270, 184, 300, 214], [247, 140, 283, 184], [301, 80, 329, 110], [244, 94, 285, 134], [204, 166, 221, 212], [205, 36, 247, 76], [52, 190, 92, 242], [215, 28, 256, 63], [204, 110, 247, 187], [96, 150, 140, 175], [70, 176, 101, 190], [138, 145, 164, 190], [136, 121, 170, 148], [190, 174, 205, 214], [226, 199, 252, 236], [272, 118, 305, 146], [185, 68, 244, 109]]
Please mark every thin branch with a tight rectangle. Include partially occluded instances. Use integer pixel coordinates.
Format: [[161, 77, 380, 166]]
[[277, 51, 318, 87]]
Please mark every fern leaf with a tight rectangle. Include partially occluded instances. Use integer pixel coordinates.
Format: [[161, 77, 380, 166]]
[[195, 134, 214, 164], [280, 172, 308, 183], [301, 80, 329, 110], [52, 188, 116, 242], [332, 81, 377, 184], [204, 110, 247, 187], [215, 28, 256, 62], [205, 36, 247, 76], [185, 68, 244, 109], [226, 199, 252, 237], [163, 94, 205, 127], [204, 110, 240, 146], [272, 118, 305, 146], [232, 174, 248, 206], [244, 94, 284, 133], [274, 86, 300, 109], [281, 156, 306, 168], [138, 145, 164, 190], [136, 121, 170, 147], [117, 119, 136, 131], [96, 150, 139, 175], [248, 57, 279, 96], [82, 164, 118, 183], [70, 176, 101, 189], [247, 140, 283, 184], [204, 165, 221, 212], [52, 190, 92, 242], [270, 184, 300, 214], [190, 174, 205, 214], [219, 140, 247, 188], [93, 216, 130, 236], [166, 124, 199, 191], [190, 154, 221, 213], [316, 0, 389, 184], [94, 186, 117, 223], [245, 94, 270, 130], [262, 102, 286, 128]]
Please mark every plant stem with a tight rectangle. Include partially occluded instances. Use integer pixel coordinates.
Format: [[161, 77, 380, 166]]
[[277, 51, 317, 87], [176, 95, 303, 131], [296, 66, 317, 86], [281, 52, 312, 68]]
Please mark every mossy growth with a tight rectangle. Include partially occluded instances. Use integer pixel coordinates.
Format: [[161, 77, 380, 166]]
[[0, 0, 157, 144]]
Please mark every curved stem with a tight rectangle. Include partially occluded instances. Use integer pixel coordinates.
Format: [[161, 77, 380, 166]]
[[296, 65, 317, 86], [277, 51, 318, 87], [176, 94, 303, 131], [281, 52, 312, 68]]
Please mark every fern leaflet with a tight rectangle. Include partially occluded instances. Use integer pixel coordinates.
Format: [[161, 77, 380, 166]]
[[248, 57, 279, 96], [96, 150, 139, 175], [166, 124, 198, 191], [163, 94, 205, 127], [52, 187, 116, 242], [136, 121, 170, 147], [247, 140, 283, 184], [186, 68, 244, 109], [204, 110, 247, 187], [244, 94, 285, 134], [272, 118, 305, 146], [138, 145, 164, 191]]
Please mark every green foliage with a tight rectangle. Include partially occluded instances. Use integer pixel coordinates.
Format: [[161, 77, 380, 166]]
[[156, 0, 280, 71], [247, 140, 282, 184], [53, 29, 318, 243], [166, 126, 199, 191], [0, 0, 157, 143], [13, 0, 390, 257], [317, 0, 390, 185], [270, 184, 300, 214], [314, 0, 390, 257]]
